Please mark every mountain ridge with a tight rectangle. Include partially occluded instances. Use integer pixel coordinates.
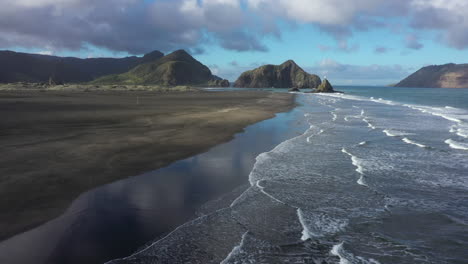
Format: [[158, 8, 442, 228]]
[[0, 50, 163, 83], [395, 63, 468, 88]]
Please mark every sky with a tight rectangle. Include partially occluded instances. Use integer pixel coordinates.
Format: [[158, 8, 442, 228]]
[[1, 0, 468, 85]]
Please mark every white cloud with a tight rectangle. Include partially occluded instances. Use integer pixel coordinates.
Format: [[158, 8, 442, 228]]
[[2, 0, 468, 54]]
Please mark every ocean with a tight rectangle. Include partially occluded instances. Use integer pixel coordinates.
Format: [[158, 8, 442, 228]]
[[111, 86, 468, 263]]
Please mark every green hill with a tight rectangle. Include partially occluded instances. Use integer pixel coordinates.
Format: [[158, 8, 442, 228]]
[[93, 50, 229, 87], [0, 50, 163, 83], [395, 63, 468, 88]]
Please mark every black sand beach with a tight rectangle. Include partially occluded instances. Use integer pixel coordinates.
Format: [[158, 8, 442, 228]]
[[0, 90, 295, 241]]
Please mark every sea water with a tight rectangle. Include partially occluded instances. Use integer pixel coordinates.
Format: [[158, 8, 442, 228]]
[[111, 86, 468, 264]]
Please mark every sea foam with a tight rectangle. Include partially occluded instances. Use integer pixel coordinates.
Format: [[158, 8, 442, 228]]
[[330, 243, 351, 264], [382, 129, 413, 137], [220, 232, 248, 264], [341, 148, 368, 186], [402, 137, 427, 148], [297, 209, 312, 241], [445, 139, 468, 150]]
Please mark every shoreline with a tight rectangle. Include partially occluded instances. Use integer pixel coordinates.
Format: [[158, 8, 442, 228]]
[[0, 90, 295, 241]]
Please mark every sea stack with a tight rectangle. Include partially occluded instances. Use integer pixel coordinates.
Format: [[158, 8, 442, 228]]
[[315, 79, 335, 93], [234, 60, 321, 88]]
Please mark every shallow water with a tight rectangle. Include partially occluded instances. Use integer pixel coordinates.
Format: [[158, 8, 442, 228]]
[[109, 87, 468, 264], [0, 101, 308, 264]]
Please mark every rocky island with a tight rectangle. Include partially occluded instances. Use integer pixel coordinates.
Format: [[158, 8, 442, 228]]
[[395, 63, 468, 88], [234, 60, 321, 89]]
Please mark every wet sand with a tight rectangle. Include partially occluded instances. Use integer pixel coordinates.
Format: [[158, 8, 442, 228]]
[[0, 90, 294, 241]]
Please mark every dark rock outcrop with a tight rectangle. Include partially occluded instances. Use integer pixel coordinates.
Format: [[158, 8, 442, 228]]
[[0, 50, 164, 83], [288, 87, 300, 92], [234, 60, 321, 88], [315, 79, 335, 93], [208, 79, 230, 87], [93, 49, 229, 87], [395, 63, 468, 88]]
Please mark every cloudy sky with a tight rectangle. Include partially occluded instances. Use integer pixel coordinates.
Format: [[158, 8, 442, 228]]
[[2, 0, 468, 85]]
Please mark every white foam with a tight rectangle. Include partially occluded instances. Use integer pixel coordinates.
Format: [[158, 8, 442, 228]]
[[450, 125, 468, 138], [457, 128, 468, 138], [220, 232, 248, 264], [404, 104, 464, 124], [445, 139, 468, 150], [297, 209, 312, 241], [306, 127, 325, 143], [341, 148, 364, 175], [370, 97, 396, 105], [256, 180, 286, 204], [402, 137, 427, 148], [358, 141, 367, 146], [330, 243, 351, 264], [382, 129, 413, 137], [332, 112, 338, 121], [345, 115, 362, 122], [357, 175, 367, 186], [341, 148, 368, 186], [360, 109, 365, 116], [331, 242, 382, 264], [450, 125, 457, 133], [363, 118, 376, 130]]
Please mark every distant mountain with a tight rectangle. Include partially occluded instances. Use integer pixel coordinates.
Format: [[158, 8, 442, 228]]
[[93, 50, 229, 87], [395, 63, 468, 88], [0, 50, 164, 83], [234, 60, 321, 88]]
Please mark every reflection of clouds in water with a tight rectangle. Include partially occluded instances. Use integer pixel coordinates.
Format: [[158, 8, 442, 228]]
[[0, 104, 309, 264]]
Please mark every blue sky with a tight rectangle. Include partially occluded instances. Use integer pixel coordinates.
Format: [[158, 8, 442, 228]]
[[2, 0, 468, 85]]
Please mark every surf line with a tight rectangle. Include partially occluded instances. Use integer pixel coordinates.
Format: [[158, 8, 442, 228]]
[[220, 232, 249, 264], [256, 180, 314, 242], [341, 148, 368, 187]]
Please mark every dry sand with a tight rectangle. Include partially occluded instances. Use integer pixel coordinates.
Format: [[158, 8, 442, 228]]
[[0, 90, 294, 241]]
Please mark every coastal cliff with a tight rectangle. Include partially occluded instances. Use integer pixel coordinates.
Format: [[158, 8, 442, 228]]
[[395, 63, 468, 88]]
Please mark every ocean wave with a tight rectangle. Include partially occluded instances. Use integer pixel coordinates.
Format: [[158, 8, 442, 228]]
[[358, 141, 368, 146], [255, 180, 286, 204], [363, 118, 376, 130], [331, 242, 382, 264], [450, 125, 468, 138], [297, 209, 312, 241], [297, 209, 349, 239], [332, 112, 338, 121], [331, 243, 351, 264], [404, 104, 466, 124], [370, 97, 396, 106], [445, 139, 468, 150], [382, 129, 413, 137], [317, 94, 468, 130], [402, 137, 427, 148], [220, 232, 248, 264], [341, 148, 368, 186]]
